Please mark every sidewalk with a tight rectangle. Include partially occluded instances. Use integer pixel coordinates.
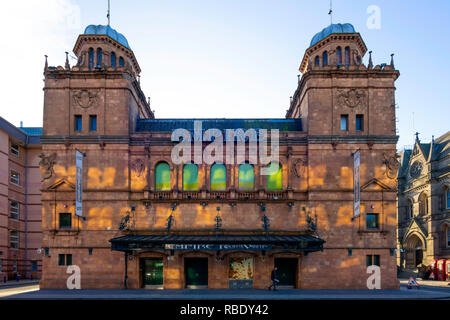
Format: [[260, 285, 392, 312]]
[[0, 279, 39, 288], [399, 278, 450, 287]]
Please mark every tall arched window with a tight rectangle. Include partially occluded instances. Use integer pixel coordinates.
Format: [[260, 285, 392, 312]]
[[407, 199, 414, 219], [345, 47, 350, 66], [238, 163, 254, 191], [96, 48, 102, 67], [119, 57, 125, 67], [155, 162, 170, 191], [314, 56, 320, 66], [446, 187, 450, 209], [211, 164, 226, 191], [266, 162, 282, 191], [322, 51, 328, 66], [110, 52, 116, 68], [88, 48, 94, 70], [419, 193, 428, 216], [183, 163, 198, 191], [336, 47, 342, 65]]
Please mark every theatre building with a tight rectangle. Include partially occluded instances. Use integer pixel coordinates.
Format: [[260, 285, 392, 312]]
[[40, 22, 400, 289]]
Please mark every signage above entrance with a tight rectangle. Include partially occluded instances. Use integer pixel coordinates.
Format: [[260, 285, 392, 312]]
[[165, 244, 271, 251]]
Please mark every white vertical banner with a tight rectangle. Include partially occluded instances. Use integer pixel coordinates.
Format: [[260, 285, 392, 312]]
[[75, 150, 83, 217], [353, 150, 360, 217]]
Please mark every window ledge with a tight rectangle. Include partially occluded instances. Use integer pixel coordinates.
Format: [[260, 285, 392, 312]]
[[358, 230, 388, 235]]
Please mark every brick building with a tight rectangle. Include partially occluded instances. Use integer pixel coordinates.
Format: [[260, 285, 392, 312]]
[[397, 132, 450, 279], [40, 22, 400, 289], [0, 117, 42, 280]]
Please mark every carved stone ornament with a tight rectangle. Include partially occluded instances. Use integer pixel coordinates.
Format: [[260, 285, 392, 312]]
[[336, 88, 366, 108], [382, 153, 400, 179], [291, 159, 306, 178], [39, 153, 57, 181], [410, 161, 423, 178], [131, 158, 146, 177], [72, 89, 99, 109]]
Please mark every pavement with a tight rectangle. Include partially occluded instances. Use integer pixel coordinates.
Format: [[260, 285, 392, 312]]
[[0, 280, 39, 288], [0, 282, 449, 300], [399, 278, 450, 287]]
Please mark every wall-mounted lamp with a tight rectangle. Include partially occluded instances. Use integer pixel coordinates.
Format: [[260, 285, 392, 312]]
[[131, 206, 136, 211], [229, 202, 236, 208], [258, 203, 266, 212], [200, 201, 208, 208], [144, 202, 151, 208], [287, 202, 294, 209]]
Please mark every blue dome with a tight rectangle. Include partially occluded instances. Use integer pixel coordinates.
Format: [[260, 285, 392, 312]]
[[310, 23, 356, 47], [83, 24, 131, 49]]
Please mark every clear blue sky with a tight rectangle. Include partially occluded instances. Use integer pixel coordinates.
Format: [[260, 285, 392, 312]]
[[1, 0, 448, 150]]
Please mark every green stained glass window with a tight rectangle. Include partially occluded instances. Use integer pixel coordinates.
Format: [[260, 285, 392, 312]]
[[155, 162, 171, 191], [183, 163, 198, 191], [266, 162, 282, 190], [238, 164, 254, 191], [211, 164, 226, 191]]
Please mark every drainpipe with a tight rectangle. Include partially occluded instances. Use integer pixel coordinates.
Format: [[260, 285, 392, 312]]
[[124, 251, 128, 289], [24, 135, 29, 279]]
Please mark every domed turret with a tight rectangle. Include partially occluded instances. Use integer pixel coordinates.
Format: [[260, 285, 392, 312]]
[[72, 24, 141, 76], [299, 23, 367, 74]]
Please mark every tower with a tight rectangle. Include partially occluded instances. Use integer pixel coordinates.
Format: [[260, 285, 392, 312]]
[[42, 24, 152, 139]]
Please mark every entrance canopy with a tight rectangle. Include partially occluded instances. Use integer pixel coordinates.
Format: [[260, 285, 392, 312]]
[[110, 234, 325, 253]]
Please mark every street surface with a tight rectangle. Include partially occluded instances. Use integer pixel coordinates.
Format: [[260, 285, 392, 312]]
[[0, 283, 449, 300]]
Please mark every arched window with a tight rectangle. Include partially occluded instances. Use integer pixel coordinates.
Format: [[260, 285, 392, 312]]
[[183, 163, 198, 191], [110, 52, 116, 68], [407, 199, 414, 219], [88, 48, 94, 70], [314, 56, 320, 66], [266, 162, 282, 191], [119, 57, 125, 67], [322, 51, 328, 66], [419, 193, 428, 216], [238, 163, 254, 191], [336, 47, 342, 65], [345, 46, 350, 66], [211, 164, 226, 191], [96, 48, 102, 67], [155, 162, 170, 191]]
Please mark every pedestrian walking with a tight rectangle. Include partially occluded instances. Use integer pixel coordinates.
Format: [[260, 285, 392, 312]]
[[268, 267, 279, 291]]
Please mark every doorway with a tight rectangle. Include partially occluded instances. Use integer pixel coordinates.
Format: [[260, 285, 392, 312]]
[[185, 258, 208, 288], [141, 258, 163, 288], [274, 258, 298, 288]]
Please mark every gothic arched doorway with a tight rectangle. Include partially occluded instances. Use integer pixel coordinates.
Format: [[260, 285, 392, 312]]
[[405, 234, 424, 269]]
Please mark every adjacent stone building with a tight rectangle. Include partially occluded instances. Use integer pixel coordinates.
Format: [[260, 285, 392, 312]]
[[0, 117, 42, 280], [40, 22, 400, 289], [397, 132, 450, 277]]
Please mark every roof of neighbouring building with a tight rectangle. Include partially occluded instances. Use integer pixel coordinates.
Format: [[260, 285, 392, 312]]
[[135, 118, 303, 132], [310, 23, 357, 47], [83, 24, 131, 49], [20, 127, 42, 136]]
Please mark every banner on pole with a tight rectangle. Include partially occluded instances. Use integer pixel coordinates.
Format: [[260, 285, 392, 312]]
[[353, 150, 360, 217], [75, 150, 83, 217]]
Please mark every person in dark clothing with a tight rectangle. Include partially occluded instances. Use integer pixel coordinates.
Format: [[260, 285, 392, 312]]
[[268, 267, 279, 291]]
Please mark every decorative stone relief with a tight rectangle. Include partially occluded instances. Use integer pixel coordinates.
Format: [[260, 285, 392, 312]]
[[72, 89, 100, 109], [336, 88, 367, 108], [131, 158, 146, 177], [382, 153, 400, 179], [39, 153, 57, 181], [291, 159, 306, 178]]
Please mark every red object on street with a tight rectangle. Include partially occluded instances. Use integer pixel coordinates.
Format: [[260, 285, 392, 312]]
[[437, 259, 447, 281], [429, 260, 438, 280], [446, 260, 450, 281]]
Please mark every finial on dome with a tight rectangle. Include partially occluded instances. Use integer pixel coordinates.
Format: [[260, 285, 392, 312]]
[[368, 51, 373, 69], [44, 55, 48, 72]]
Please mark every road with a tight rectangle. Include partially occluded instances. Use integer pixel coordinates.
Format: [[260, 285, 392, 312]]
[[0, 283, 449, 300]]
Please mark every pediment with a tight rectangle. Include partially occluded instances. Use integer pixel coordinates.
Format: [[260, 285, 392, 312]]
[[45, 178, 75, 191], [402, 217, 428, 247], [360, 178, 393, 191]]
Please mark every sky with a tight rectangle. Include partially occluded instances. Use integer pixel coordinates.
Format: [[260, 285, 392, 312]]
[[0, 0, 448, 150]]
